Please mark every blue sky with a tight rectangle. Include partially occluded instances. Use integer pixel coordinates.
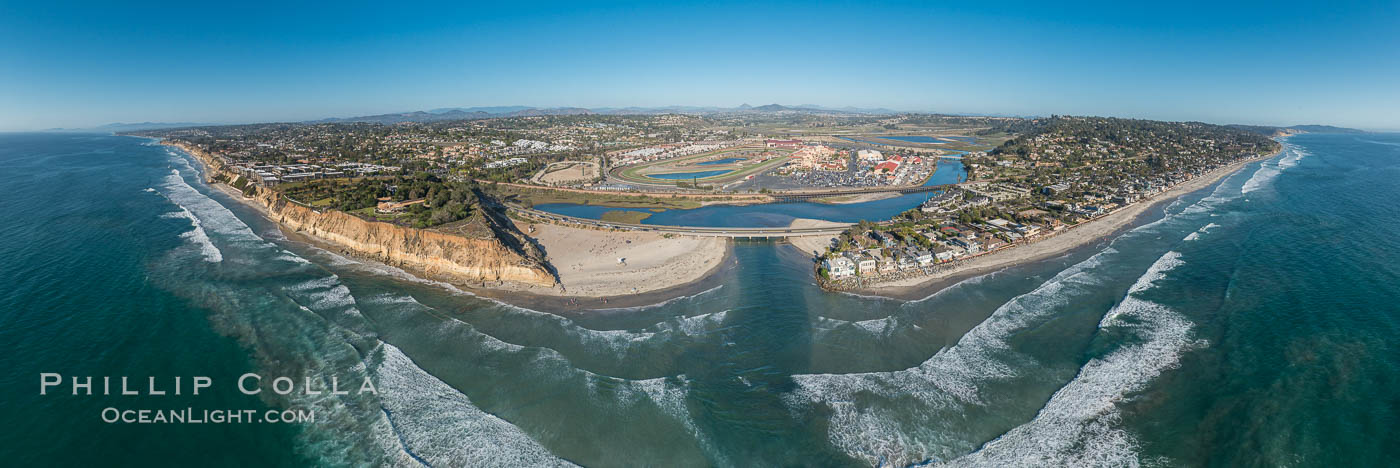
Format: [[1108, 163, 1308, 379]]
[[2, 1, 1397, 130]]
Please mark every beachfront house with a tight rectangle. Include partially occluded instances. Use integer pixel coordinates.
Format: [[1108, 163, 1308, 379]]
[[858, 254, 878, 276], [981, 234, 1007, 251], [823, 257, 856, 280], [934, 246, 956, 262], [950, 237, 982, 254], [879, 257, 898, 274], [915, 249, 935, 266], [896, 253, 916, 270]]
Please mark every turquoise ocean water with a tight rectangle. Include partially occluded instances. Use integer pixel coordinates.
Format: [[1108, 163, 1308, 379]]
[[0, 132, 1396, 466]]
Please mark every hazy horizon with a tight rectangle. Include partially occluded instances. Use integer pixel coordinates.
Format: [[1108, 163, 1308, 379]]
[[23, 103, 1394, 134], [3, 1, 1398, 131]]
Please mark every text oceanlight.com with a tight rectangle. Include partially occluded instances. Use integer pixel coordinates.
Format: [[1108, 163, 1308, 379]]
[[100, 408, 315, 424]]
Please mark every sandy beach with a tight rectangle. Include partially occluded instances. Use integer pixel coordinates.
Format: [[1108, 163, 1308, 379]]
[[503, 221, 730, 298], [787, 218, 849, 257], [854, 152, 1275, 297], [814, 192, 901, 205]]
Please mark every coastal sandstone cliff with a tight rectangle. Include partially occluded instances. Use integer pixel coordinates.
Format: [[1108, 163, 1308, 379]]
[[172, 142, 557, 288]]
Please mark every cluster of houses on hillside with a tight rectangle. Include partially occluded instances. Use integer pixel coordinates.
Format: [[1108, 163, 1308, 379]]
[[482, 157, 528, 169], [609, 141, 738, 166], [821, 216, 1065, 283]]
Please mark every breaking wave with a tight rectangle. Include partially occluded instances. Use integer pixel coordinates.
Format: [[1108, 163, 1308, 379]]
[[159, 202, 222, 262], [372, 344, 576, 466], [1243, 144, 1306, 194], [783, 247, 1119, 465], [954, 250, 1203, 466], [784, 169, 1239, 465], [1183, 222, 1220, 242]]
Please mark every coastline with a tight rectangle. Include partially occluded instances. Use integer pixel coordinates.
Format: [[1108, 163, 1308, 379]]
[[163, 136, 1280, 309], [173, 140, 733, 310], [846, 150, 1278, 299]]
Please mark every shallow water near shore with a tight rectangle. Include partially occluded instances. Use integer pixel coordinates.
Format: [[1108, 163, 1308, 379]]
[[2, 132, 1398, 465]]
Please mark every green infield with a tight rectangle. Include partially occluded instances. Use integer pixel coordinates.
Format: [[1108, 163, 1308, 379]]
[[614, 146, 794, 185]]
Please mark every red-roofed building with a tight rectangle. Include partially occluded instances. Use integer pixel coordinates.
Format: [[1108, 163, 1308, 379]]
[[874, 161, 900, 174]]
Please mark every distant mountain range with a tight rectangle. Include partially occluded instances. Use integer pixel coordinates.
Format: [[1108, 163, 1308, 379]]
[[64, 108, 1367, 135], [1284, 124, 1367, 134], [305, 104, 903, 124], [1226, 124, 1367, 136], [45, 122, 212, 132], [304, 106, 601, 124]]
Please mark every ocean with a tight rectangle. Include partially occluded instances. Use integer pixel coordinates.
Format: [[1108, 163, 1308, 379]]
[[0, 132, 1395, 466]]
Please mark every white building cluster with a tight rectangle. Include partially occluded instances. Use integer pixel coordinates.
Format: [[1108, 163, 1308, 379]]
[[610, 142, 736, 166]]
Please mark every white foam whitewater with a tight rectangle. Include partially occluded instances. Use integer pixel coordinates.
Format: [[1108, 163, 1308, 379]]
[[787, 174, 1240, 465], [372, 343, 576, 466], [783, 247, 1120, 465], [158, 202, 223, 262], [952, 250, 1204, 467], [1242, 143, 1306, 194]]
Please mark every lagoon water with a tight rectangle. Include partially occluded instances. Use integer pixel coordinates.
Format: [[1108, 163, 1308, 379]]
[[645, 169, 734, 180], [696, 157, 745, 166], [880, 135, 941, 143], [537, 155, 967, 227], [1, 133, 1397, 466], [838, 135, 978, 146]]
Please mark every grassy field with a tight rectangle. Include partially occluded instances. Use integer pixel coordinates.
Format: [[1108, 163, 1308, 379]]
[[347, 206, 404, 222], [599, 210, 652, 224], [616, 146, 793, 185]]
